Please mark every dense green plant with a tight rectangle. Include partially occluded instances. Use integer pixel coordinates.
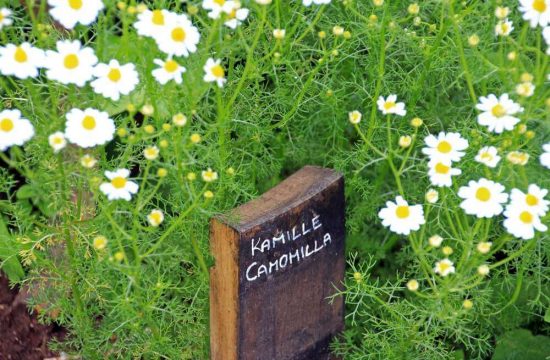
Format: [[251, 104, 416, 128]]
[[0, 0, 548, 359]]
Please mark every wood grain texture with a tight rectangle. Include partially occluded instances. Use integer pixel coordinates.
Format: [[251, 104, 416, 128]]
[[210, 166, 345, 360]]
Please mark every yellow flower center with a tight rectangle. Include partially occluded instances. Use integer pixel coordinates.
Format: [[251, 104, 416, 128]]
[[438, 262, 450, 272], [480, 152, 493, 161], [151, 10, 164, 25], [0, 118, 14, 132], [164, 60, 179, 73], [53, 137, 63, 144], [491, 104, 506, 118], [108, 68, 122, 82], [64, 54, 79, 69], [111, 176, 127, 189], [395, 205, 410, 219], [383, 101, 395, 110], [519, 211, 533, 224], [82, 115, 96, 130], [0, 14, 4, 22], [211, 64, 224, 78], [171, 27, 186, 42], [526, 194, 539, 206], [434, 162, 450, 174], [475, 187, 491, 202], [533, 0, 547, 12], [228, 9, 237, 19], [14, 47, 28, 63], [214, 0, 226, 5], [68, 0, 83, 10], [150, 212, 162, 223], [437, 140, 452, 153]]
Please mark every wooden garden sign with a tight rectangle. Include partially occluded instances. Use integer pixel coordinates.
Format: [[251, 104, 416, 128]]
[[210, 166, 345, 360]]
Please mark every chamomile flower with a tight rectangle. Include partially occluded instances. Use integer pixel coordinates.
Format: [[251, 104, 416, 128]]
[[458, 178, 508, 218], [377, 94, 407, 116], [156, 14, 200, 57], [134, 9, 173, 38], [273, 29, 286, 39], [143, 145, 159, 160], [48, 131, 67, 153], [348, 110, 362, 124], [477, 241, 492, 254], [303, 0, 331, 6], [425, 189, 439, 203], [422, 132, 469, 162], [519, 0, 549, 28], [427, 158, 462, 187], [64, 108, 115, 148], [378, 196, 425, 235], [475, 93, 523, 133], [224, 3, 249, 29], [93, 236, 108, 250], [0, 8, 13, 29], [434, 258, 455, 277], [516, 82, 535, 97], [507, 151, 529, 165], [0, 109, 34, 151], [202, 168, 218, 182], [477, 264, 490, 276], [80, 154, 97, 168], [541, 143, 550, 169], [99, 169, 139, 201], [0, 43, 45, 79], [202, 0, 233, 19], [45, 40, 98, 87], [172, 113, 187, 126], [495, 6, 510, 19], [510, 184, 549, 216], [203, 58, 226, 87], [474, 146, 501, 168], [90, 60, 139, 101], [429, 235, 443, 247], [406, 279, 419, 291], [147, 209, 164, 227], [495, 19, 514, 36], [152, 58, 186, 85], [47, 0, 104, 29], [503, 205, 547, 240]]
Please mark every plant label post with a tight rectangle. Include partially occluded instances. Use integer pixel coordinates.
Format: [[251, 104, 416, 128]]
[[210, 166, 345, 360]]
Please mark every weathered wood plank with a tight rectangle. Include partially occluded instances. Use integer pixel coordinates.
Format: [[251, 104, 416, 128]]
[[210, 165, 345, 360]]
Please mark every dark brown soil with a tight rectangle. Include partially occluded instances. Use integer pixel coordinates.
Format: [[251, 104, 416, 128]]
[[0, 273, 66, 360]]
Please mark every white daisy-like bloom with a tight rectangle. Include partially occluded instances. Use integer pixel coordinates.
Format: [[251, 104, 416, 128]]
[[64, 108, 115, 148], [80, 154, 97, 168], [515, 82, 535, 97], [377, 94, 407, 116], [273, 29, 286, 40], [541, 143, 550, 169], [99, 169, 139, 201], [202, 0, 233, 19], [543, 27, 550, 54], [474, 146, 501, 168], [458, 178, 508, 218], [519, 0, 549, 28], [503, 204, 547, 240], [0, 8, 13, 29], [0, 109, 34, 151], [152, 58, 186, 85], [495, 6, 510, 19], [477, 241, 492, 254], [47, 0, 105, 29], [406, 279, 419, 291], [434, 258, 455, 277], [172, 113, 187, 127], [510, 184, 549, 216], [147, 209, 165, 227], [224, 3, 249, 29], [203, 58, 226, 87], [44, 40, 98, 87], [48, 131, 67, 153], [202, 168, 218, 182], [90, 60, 139, 101], [507, 151, 529, 165], [425, 188, 439, 203], [134, 9, 173, 38], [348, 110, 362, 124], [427, 158, 462, 187], [378, 196, 425, 235], [495, 19, 514, 36], [477, 264, 490, 276], [475, 93, 523, 133], [428, 235, 443, 247], [155, 13, 200, 57], [422, 132, 469, 163], [303, 0, 331, 6], [0, 43, 45, 79], [143, 145, 159, 160]]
